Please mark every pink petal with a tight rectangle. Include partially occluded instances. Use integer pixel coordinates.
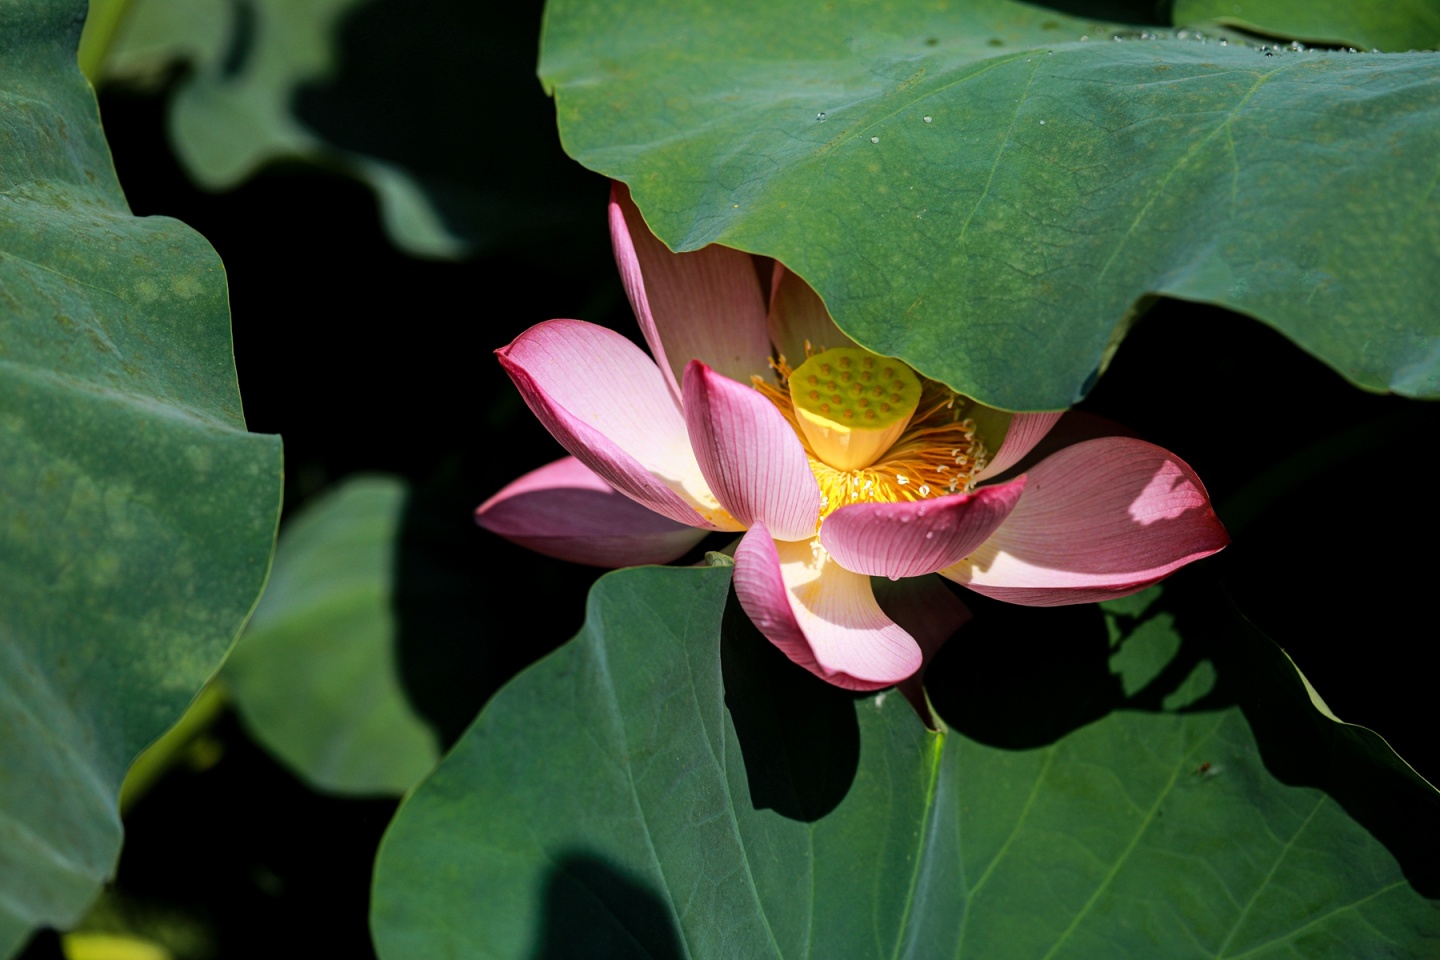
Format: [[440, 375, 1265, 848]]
[[476, 457, 709, 567], [682, 360, 820, 542], [767, 263, 853, 366], [609, 182, 773, 401], [820, 476, 1027, 579], [976, 411, 1065, 482], [497, 320, 741, 530], [941, 437, 1229, 605], [732, 526, 923, 691]]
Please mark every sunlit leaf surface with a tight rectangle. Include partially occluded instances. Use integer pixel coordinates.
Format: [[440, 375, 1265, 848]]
[[0, 1, 282, 954], [370, 567, 1439, 959], [541, 0, 1440, 409], [226, 476, 440, 795]]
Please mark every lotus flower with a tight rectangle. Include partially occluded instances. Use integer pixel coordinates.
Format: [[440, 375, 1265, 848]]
[[477, 183, 1228, 691]]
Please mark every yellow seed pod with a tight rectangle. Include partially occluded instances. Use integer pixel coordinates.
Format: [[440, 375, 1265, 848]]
[[788, 346, 921, 469]]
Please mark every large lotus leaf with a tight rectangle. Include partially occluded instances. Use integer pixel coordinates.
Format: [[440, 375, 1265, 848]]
[[90, 0, 596, 259], [539, 0, 1440, 410], [1173, 0, 1440, 52], [0, 1, 283, 955], [369, 566, 1439, 959], [224, 475, 440, 796]]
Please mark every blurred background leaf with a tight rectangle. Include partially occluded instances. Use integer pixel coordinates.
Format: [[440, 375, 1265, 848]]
[[371, 566, 1439, 959], [83, 0, 601, 260], [539, 0, 1440, 410], [0, 1, 282, 954], [1173, 0, 1440, 51], [34, 0, 625, 949], [224, 475, 439, 796]]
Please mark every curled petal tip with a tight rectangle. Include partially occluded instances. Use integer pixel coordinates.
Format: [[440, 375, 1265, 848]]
[[942, 437, 1228, 606], [822, 476, 1027, 579], [495, 320, 726, 530]]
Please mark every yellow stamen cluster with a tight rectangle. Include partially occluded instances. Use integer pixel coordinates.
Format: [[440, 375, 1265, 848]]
[[754, 346, 986, 524]]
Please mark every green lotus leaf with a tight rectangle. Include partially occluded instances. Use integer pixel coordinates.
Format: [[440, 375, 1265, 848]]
[[225, 476, 440, 796], [370, 567, 1439, 959], [0, 1, 283, 954], [540, 0, 1440, 409]]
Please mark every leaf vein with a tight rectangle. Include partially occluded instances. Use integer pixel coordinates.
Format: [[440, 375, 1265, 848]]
[[1092, 64, 1287, 288]]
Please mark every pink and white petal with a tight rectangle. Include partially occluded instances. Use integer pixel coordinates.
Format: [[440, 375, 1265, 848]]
[[733, 526, 923, 691], [975, 411, 1065, 482], [476, 457, 709, 567], [821, 476, 1027, 579], [941, 437, 1229, 605], [873, 576, 971, 726], [498, 319, 741, 530], [767, 263, 854, 365], [682, 360, 820, 541], [609, 182, 773, 399]]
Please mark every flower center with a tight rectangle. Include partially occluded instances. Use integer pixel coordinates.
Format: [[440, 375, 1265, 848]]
[[787, 347, 922, 470], [754, 345, 986, 522]]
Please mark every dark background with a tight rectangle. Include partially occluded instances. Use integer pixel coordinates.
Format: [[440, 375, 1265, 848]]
[[21, 0, 1437, 954]]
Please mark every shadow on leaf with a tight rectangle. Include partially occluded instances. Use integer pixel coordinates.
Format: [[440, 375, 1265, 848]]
[[1167, 575, 1440, 899], [720, 588, 861, 822], [531, 851, 684, 960], [926, 572, 1440, 898], [926, 592, 1124, 748]]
